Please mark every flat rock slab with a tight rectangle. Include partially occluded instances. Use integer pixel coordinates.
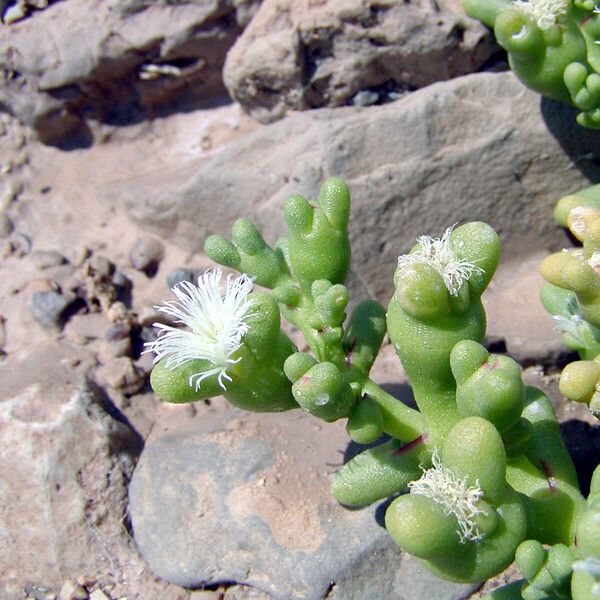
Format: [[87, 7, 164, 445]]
[[129, 399, 478, 600], [124, 71, 600, 302]]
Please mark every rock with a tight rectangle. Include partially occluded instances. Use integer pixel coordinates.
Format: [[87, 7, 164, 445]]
[[190, 591, 220, 600], [96, 356, 146, 395], [59, 580, 88, 600], [89, 255, 114, 279], [106, 300, 131, 324], [0, 211, 13, 237], [3, 2, 27, 24], [30, 249, 67, 270], [166, 267, 196, 289], [0, 0, 262, 146], [124, 72, 599, 302], [106, 322, 131, 342], [81, 257, 118, 312], [223, 0, 497, 123], [108, 336, 132, 358], [0, 342, 142, 598], [29, 290, 73, 327], [483, 253, 569, 366], [129, 402, 478, 600], [11, 232, 31, 256], [129, 235, 164, 275], [63, 312, 107, 343], [0, 180, 21, 210], [112, 270, 132, 291]]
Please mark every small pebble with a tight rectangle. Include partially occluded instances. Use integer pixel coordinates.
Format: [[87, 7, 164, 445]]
[[109, 337, 132, 358], [136, 350, 154, 374], [12, 232, 31, 256], [106, 301, 129, 324], [112, 271, 132, 290], [68, 246, 91, 268], [140, 325, 158, 344], [352, 90, 379, 107], [24, 278, 59, 294], [89, 591, 110, 600], [89, 255, 114, 278], [3, 3, 27, 24], [96, 356, 146, 395], [0, 211, 13, 238], [0, 183, 19, 210], [166, 267, 196, 288], [59, 580, 87, 600], [30, 250, 67, 270], [29, 291, 71, 327], [106, 323, 130, 341], [129, 236, 164, 275], [77, 576, 96, 588]]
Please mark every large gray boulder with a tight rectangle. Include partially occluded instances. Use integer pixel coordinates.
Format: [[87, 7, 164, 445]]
[[123, 71, 600, 302], [0, 0, 261, 145], [129, 395, 479, 600], [223, 0, 498, 123], [0, 341, 143, 597]]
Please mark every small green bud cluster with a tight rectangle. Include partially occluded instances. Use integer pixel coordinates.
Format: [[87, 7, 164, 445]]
[[541, 183, 600, 417]]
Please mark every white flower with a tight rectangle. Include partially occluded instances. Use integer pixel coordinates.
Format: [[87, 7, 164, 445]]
[[512, 0, 568, 30], [146, 268, 255, 391], [396, 226, 483, 297], [408, 450, 485, 543]]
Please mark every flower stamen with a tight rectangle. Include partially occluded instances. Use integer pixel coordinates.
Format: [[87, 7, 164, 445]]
[[396, 226, 483, 296], [408, 450, 484, 543], [145, 268, 255, 391], [512, 0, 568, 30]]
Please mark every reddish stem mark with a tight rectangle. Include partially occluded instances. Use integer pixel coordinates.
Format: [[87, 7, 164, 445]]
[[392, 432, 429, 455], [345, 338, 356, 369], [483, 359, 500, 371], [581, 15, 593, 25], [300, 374, 312, 385], [540, 459, 557, 494]]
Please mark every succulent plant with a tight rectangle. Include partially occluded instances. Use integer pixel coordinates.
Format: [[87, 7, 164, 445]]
[[147, 178, 597, 595]]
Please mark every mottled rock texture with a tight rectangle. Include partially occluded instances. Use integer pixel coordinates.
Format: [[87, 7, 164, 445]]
[[223, 0, 497, 122], [129, 398, 479, 600], [0, 341, 143, 597], [0, 0, 261, 145], [124, 72, 600, 302]]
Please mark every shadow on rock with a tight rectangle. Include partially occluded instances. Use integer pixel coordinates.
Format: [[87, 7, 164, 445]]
[[560, 418, 600, 497], [541, 97, 600, 183]]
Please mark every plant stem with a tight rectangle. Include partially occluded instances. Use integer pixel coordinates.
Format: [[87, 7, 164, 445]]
[[362, 378, 427, 442]]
